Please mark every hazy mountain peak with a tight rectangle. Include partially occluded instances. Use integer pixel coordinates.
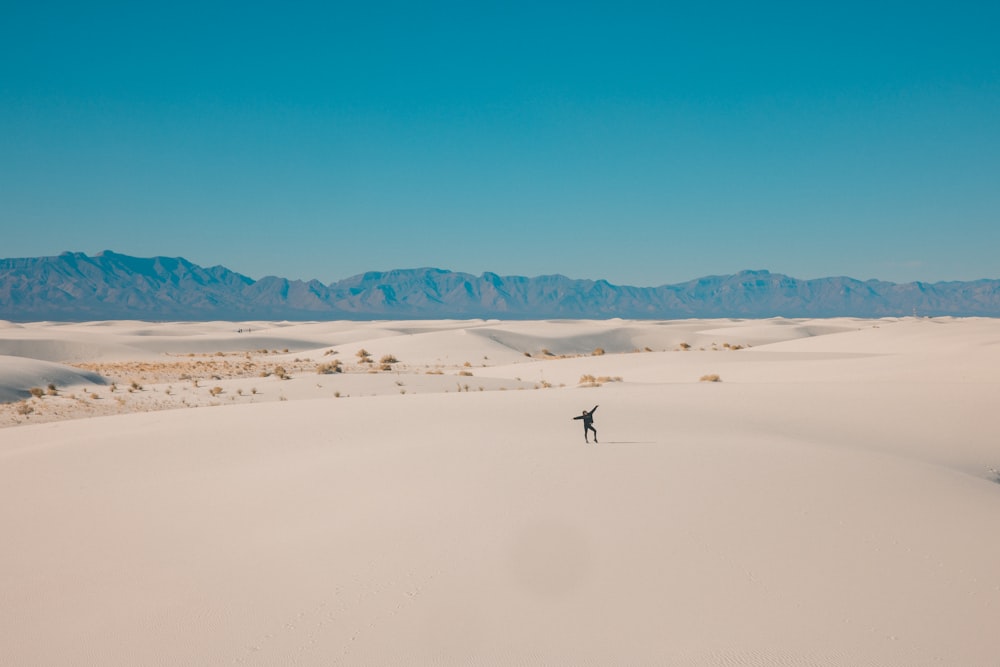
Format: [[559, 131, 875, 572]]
[[1, 252, 998, 321]]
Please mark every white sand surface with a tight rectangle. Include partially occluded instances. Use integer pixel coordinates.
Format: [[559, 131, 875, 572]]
[[1, 317, 998, 666]]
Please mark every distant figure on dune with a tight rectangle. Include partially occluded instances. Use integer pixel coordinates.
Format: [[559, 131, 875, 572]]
[[574, 405, 599, 443]]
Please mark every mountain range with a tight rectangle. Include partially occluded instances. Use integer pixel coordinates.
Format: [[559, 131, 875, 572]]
[[1, 250, 998, 321]]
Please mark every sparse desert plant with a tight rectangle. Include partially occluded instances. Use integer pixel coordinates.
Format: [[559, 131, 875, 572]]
[[523, 352, 532, 357], [46, 383, 58, 396], [251, 387, 257, 395], [274, 366, 289, 380], [236, 388, 244, 396], [29, 387, 44, 398], [131, 381, 141, 391], [210, 386, 223, 396], [542, 348, 554, 357], [317, 360, 343, 374], [17, 401, 34, 415], [425, 369, 444, 375], [458, 370, 474, 377], [700, 374, 722, 382], [463, 361, 472, 367], [579, 374, 622, 387], [380, 354, 399, 365], [334, 391, 341, 398], [644, 346, 653, 352], [356, 349, 372, 363], [591, 347, 605, 356], [678, 342, 691, 350], [90, 393, 100, 400]]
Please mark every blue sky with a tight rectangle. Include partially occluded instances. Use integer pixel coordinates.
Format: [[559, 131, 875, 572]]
[[2, 1, 998, 286]]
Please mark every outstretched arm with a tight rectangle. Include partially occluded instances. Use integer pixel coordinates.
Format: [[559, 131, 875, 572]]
[[591, 405, 599, 414], [573, 415, 583, 420]]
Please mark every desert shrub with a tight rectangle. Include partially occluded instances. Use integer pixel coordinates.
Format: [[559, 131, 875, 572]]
[[131, 381, 142, 391], [579, 374, 622, 387], [356, 349, 372, 363], [425, 369, 444, 375], [28, 387, 44, 398], [90, 392, 100, 400], [380, 354, 399, 365], [678, 342, 691, 350], [46, 383, 58, 395], [542, 348, 554, 357], [458, 370, 474, 377], [700, 374, 722, 382], [591, 347, 605, 356], [17, 401, 34, 415], [210, 386, 223, 396], [317, 360, 342, 374], [274, 366, 289, 380]]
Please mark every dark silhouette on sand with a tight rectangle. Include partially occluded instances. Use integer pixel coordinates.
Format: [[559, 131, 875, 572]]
[[574, 405, 599, 443]]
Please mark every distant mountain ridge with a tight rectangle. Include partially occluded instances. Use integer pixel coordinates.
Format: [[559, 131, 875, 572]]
[[1, 250, 998, 320]]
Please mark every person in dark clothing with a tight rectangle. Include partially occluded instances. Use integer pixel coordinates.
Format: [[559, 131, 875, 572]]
[[573, 405, 599, 443]]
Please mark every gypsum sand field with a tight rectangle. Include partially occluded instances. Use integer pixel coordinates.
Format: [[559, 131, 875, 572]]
[[1, 317, 998, 666]]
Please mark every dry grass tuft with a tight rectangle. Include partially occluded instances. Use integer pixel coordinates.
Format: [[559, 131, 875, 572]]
[[579, 374, 623, 387], [700, 374, 722, 382], [317, 360, 342, 374]]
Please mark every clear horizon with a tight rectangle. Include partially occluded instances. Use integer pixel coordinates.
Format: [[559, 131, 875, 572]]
[[2, 2, 998, 285]]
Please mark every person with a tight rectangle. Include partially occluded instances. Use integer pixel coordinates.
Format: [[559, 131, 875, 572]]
[[573, 405, 599, 443]]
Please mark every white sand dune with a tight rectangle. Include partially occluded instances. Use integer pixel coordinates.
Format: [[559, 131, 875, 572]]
[[1, 317, 999, 666], [0, 355, 107, 402]]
